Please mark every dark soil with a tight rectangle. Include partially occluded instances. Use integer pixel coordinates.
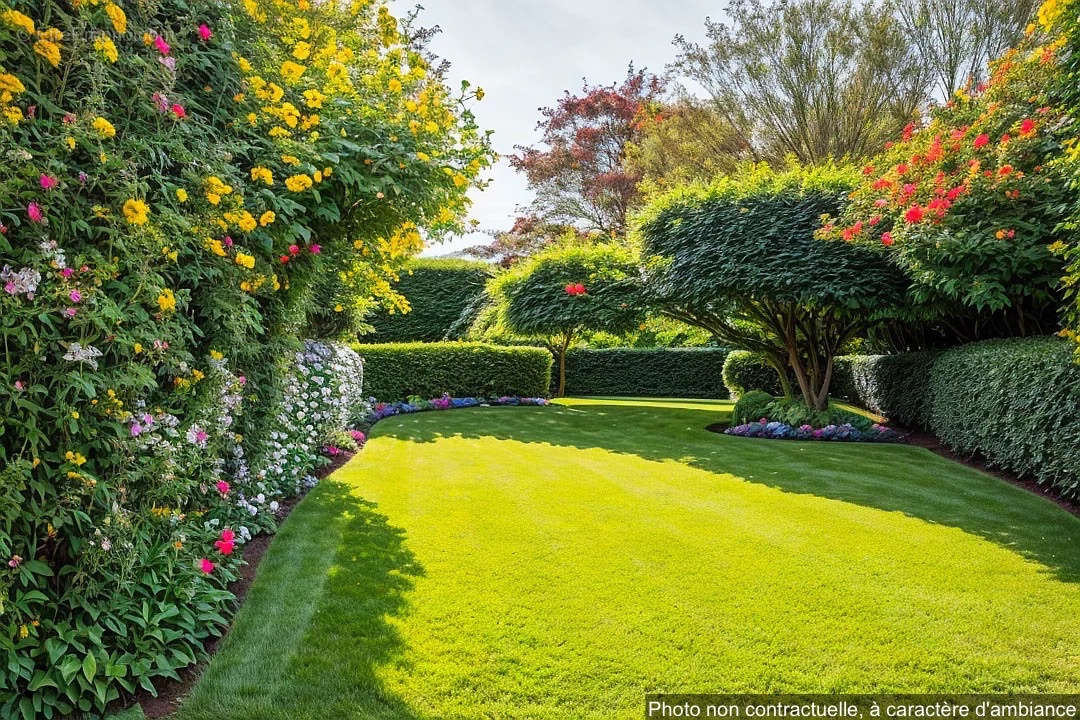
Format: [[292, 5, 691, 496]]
[[109, 450, 357, 719], [707, 422, 1080, 519]]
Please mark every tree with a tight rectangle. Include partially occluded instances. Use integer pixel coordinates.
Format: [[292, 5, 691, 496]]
[[488, 243, 645, 396], [897, 0, 1040, 99], [638, 164, 906, 410], [624, 99, 753, 194], [510, 67, 666, 235], [672, 0, 928, 163]]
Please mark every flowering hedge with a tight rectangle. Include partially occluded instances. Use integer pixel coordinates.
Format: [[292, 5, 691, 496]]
[[0, 0, 490, 715], [725, 420, 902, 443]]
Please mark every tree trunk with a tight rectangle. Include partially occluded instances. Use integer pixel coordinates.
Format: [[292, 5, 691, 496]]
[[555, 332, 573, 397]]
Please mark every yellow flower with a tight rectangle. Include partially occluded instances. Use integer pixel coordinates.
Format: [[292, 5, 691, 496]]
[[18, 625, 28, 639], [416, 151, 431, 162], [94, 35, 118, 63], [134, 343, 143, 354], [205, 238, 226, 256], [207, 193, 221, 206], [65, 136, 76, 151], [285, 174, 313, 192], [251, 166, 274, 186], [281, 155, 300, 166], [65, 450, 87, 466], [105, 3, 127, 34], [388, 77, 403, 93], [303, 89, 325, 108], [235, 252, 255, 269], [280, 61, 306, 84], [313, 170, 323, 183], [157, 288, 177, 312], [268, 126, 291, 139], [2, 10, 35, 35], [123, 199, 150, 225], [293, 41, 312, 60], [71, 411, 79, 420], [92, 116, 116, 139], [234, 92, 245, 103], [176, 188, 189, 203], [475, 87, 485, 101], [34, 39, 62, 68], [259, 211, 276, 227], [0, 72, 26, 101], [237, 212, 257, 233]]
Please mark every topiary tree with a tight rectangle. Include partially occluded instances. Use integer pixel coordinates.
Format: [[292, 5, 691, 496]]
[[637, 163, 906, 411], [488, 243, 645, 396]]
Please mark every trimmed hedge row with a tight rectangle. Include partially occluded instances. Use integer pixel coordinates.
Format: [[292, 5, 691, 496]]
[[354, 342, 553, 401], [839, 338, 1080, 499], [361, 259, 495, 342], [565, 348, 730, 397], [722, 350, 792, 398]]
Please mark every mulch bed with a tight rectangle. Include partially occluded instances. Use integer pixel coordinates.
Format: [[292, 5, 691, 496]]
[[110, 450, 357, 719], [707, 422, 1080, 519]]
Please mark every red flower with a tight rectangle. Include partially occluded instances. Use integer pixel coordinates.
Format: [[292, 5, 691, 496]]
[[198, 558, 214, 574], [901, 122, 915, 142], [904, 205, 924, 223], [895, 163, 909, 175], [171, 104, 186, 119], [999, 164, 1013, 176], [862, 165, 874, 176], [564, 283, 586, 296], [881, 232, 894, 246], [280, 255, 290, 264], [973, 134, 990, 149], [1020, 118, 1036, 136]]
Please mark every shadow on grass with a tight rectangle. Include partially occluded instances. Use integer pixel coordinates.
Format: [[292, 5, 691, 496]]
[[373, 402, 1080, 585], [178, 479, 427, 720]]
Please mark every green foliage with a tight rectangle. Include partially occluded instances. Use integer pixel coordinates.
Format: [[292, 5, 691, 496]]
[[841, 337, 1080, 498], [763, 397, 873, 432], [722, 350, 791, 399], [731, 390, 775, 425], [488, 242, 646, 395], [363, 259, 496, 342], [638, 162, 906, 410], [355, 342, 552, 401], [564, 348, 730, 397]]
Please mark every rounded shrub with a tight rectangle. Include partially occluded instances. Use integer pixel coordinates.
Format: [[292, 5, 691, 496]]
[[732, 390, 775, 426], [723, 351, 790, 398]]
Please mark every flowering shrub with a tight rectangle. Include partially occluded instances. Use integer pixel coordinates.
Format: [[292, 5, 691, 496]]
[[726, 420, 903, 443], [0, 0, 489, 715], [823, 11, 1071, 335]]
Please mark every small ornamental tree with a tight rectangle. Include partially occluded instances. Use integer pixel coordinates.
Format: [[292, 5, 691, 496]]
[[822, 22, 1071, 339], [488, 243, 645, 396], [637, 164, 906, 411]]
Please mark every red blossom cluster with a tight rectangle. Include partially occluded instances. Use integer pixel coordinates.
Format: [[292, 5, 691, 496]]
[[564, 282, 587, 296]]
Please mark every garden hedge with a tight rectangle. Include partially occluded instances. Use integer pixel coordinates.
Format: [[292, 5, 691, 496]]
[[722, 350, 792, 398], [355, 342, 553, 401], [840, 338, 1080, 499], [564, 348, 729, 397], [362, 259, 495, 342]]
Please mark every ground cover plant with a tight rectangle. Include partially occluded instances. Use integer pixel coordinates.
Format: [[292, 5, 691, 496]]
[[171, 398, 1080, 720]]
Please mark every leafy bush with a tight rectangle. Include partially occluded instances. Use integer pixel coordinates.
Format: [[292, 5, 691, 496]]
[[764, 397, 873, 432], [355, 343, 552, 401], [927, 337, 1080, 497], [363, 259, 496, 342], [722, 351, 791, 398], [564, 348, 729, 397], [732, 390, 775, 426], [841, 337, 1080, 498]]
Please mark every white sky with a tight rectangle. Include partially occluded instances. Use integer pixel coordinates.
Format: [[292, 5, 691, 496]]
[[415, 0, 720, 257]]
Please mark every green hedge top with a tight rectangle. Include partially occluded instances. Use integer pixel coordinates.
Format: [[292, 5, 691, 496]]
[[363, 258, 496, 342], [565, 347, 730, 398], [354, 342, 553, 401]]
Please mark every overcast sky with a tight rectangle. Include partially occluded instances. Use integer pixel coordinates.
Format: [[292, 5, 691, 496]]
[[417, 0, 719, 257]]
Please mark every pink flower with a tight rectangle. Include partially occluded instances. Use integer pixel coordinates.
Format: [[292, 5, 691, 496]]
[[214, 538, 235, 555], [973, 133, 990, 149], [288, 244, 300, 255], [221, 528, 235, 543], [39, 174, 58, 190], [8, 555, 22, 568], [4, 282, 15, 294], [27, 203, 44, 223], [60, 267, 74, 279], [198, 23, 213, 42], [216, 480, 230, 495], [153, 92, 169, 112], [69, 290, 82, 303], [198, 558, 214, 574], [171, 104, 186, 119], [223, 236, 234, 248], [64, 308, 77, 318], [13, 380, 25, 391], [154, 35, 171, 56], [130, 423, 143, 437], [309, 244, 321, 255], [237, 376, 247, 385], [881, 232, 894, 246]]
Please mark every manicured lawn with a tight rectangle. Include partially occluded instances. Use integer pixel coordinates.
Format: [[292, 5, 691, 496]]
[[175, 398, 1080, 720]]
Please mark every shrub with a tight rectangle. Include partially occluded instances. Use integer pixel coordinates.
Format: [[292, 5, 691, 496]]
[[723, 351, 791, 398], [362, 259, 496, 342], [927, 338, 1080, 498], [564, 348, 729, 397], [732, 390, 775, 426], [355, 343, 552, 401], [764, 397, 873, 432], [839, 352, 941, 427]]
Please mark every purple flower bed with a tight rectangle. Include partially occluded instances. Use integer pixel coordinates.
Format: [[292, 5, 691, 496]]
[[725, 419, 904, 443], [365, 393, 550, 424]]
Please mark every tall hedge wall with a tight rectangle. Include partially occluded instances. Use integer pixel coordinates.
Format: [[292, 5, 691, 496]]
[[564, 348, 730, 397], [355, 342, 552, 401], [362, 259, 495, 342], [839, 338, 1080, 500]]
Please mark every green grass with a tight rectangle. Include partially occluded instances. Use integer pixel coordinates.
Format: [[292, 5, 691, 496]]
[[175, 398, 1080, 720]]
